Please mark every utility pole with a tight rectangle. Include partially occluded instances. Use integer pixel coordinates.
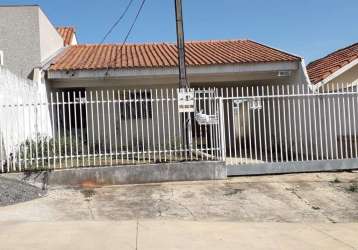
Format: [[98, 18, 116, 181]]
[[174, 0, 189, 89]]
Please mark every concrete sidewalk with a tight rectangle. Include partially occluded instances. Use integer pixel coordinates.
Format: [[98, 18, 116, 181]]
[[0, 221, 357, 250]]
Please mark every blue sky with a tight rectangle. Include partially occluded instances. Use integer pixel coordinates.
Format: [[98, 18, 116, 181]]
[[1, 0, 358, 63]]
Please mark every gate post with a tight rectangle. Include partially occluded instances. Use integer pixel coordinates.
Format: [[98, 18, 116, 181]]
[[219, 97, 226, 162]]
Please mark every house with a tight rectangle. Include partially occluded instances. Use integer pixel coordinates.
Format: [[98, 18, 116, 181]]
[[0, 5, 312, 165], [307, 43, 358, 91]]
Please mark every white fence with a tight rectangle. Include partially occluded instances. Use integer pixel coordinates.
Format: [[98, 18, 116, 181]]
[[222, 84, 358, 165], [0, 88, 223, 172], [1, 84, 358, 173]]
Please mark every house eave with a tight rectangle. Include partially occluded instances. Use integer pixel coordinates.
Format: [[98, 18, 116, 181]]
[[47, 61, 299, 80]]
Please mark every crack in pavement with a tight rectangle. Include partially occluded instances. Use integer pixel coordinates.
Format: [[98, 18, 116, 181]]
[[309, 224, 357, 250], [286, 185, 337, 223]]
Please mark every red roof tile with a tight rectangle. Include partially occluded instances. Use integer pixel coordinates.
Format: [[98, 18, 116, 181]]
[[307, 43, 358, 84], [49, 40, 300, 71], [56, 27, 75, 46]]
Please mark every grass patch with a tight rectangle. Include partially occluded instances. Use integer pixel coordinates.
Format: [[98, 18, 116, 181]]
[[346, 183, 358, 193]]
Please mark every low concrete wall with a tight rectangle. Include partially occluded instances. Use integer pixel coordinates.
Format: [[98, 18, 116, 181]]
[[227, 159, 358, 176], [4, 161, 227, 188]]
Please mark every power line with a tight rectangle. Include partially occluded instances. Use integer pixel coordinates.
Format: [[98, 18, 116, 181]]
[[100, 0, 136, 44], [105, 0, 147, 75]]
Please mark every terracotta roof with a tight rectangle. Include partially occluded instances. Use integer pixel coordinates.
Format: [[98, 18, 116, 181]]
[[56, 27, 75, 46], [307, 43, 358, 84], [49, 39, 300, 71]]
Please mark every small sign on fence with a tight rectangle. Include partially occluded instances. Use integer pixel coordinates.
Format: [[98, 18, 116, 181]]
[[177, 88, 195, 113]]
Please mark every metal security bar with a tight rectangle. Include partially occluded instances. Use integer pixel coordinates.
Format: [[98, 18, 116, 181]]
[[222, 84, 358, 166], [0, 88, 223, 173]]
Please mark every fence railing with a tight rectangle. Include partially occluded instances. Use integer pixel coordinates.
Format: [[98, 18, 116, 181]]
[[1, 84, 357, 173], [222, 83, 358, 165], [0, 88, 223, 173]]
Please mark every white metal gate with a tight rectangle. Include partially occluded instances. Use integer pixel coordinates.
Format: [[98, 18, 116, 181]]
[[220, 84, 358, 175]]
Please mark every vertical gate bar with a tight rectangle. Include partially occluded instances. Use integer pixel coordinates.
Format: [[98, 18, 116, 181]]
[[128, 90, 134, 164], [247, 87, 252, 161], [277, 85, 283, 162], [123, 90, 129, 163], [146, 90, 151, 163], [117, 90, 123, 164], [73, 92, 79, 167], [80, 91, 85, 166], [322, 87, 329, 160], [252, 86, 257, 161], [176, 89, 183, 161], [101, 91, 106, 165], [106, 91, 112, 166], [266, 85, 272, 162], [286, 85, 293, 162], [327, 84, 334, 160], [112, 91, 118, 164], [342, 83, 348, 159], [193, 90, 199, 160], [219, 97, 226, 162], [95, 91, 102, 166], [46, 97, 50, 170], [302, 85, 309, 161], [347, 85, 353, 158], [262, 86, 268, 162], [171, 89, 177, 161], [155, 89, 161, 162], [337, 83, 343, 159], [90, 92, 95, 166], [68, 92, 73, 168], [160, 89, 167, 162], [56, 92, 61, 168], [312, 89, 319, 160], [140, 89, 146, 163], [215, 89, 220, 159], [61, 92, 67, 168], [282, 86, 288, 162], [307, 88, 313, 161], [225, 88, 232, 164], [134, 90, 140, 163], [166, 89, 172, 162], [317, 89, 323, 160], [234, 87, 240, 164], [198, 88, 204, 160], [332, 85, 339, 159], [257, 86, 262, 161], [17, 97, 21, 171], [85, 91, 90, 166], [353, 85, 358, 158], [291, 85, 298, 162], [50, 93, 55, 169], [203, 89, 208, 159], [271, 86, 278, 162], [297, 85, 303, 161], [242, 87, 248, 163], [150, 90, 156, 162], [145, 90, 152, 163], [208, 88, 214, 159]]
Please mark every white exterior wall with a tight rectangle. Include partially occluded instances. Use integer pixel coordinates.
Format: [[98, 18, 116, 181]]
[[0, 67, 51, 160]]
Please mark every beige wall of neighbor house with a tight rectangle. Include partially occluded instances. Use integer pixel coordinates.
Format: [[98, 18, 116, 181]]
[[0, 5, 63, 79]]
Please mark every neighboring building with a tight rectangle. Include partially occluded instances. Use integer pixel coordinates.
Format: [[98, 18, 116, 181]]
[[56, 27, 78, 46], [307, 43, 358, 91], [0, 5, 64, 79]]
